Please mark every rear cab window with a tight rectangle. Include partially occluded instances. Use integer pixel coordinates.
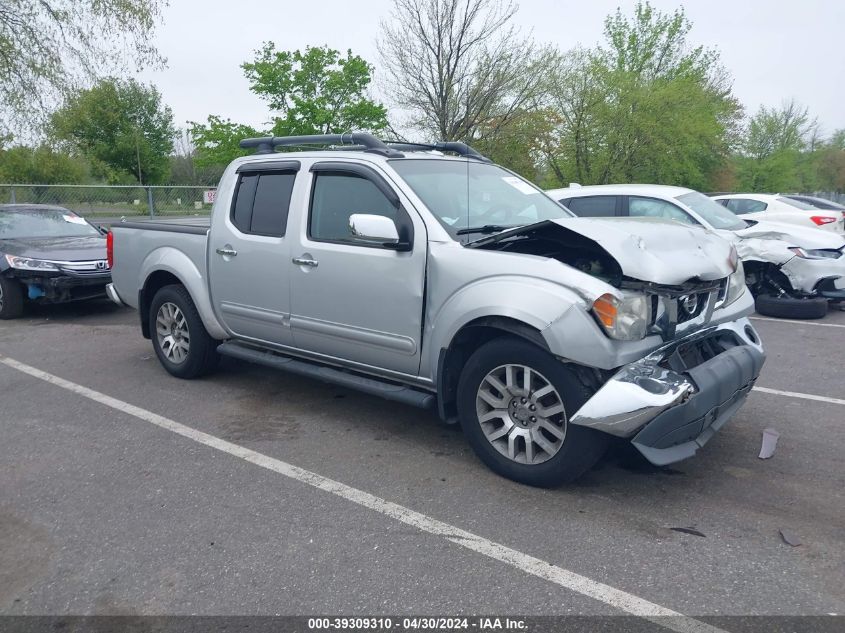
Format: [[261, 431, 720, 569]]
[[230, 167, 298, 237]]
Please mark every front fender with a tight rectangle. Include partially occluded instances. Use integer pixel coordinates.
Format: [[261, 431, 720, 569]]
[[426, 276, 585, 377], [139, 247, 227, 340]]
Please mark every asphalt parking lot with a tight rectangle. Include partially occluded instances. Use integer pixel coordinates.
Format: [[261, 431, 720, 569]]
[[1, 302, 843, 625]]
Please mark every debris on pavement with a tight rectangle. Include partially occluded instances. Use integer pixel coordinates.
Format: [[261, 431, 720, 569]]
[[759, 428, 780, 459], [779, 529, 802, 547], [670, 527, 706, 537]]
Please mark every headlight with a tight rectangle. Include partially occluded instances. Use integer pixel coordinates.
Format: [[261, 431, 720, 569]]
[[788, 247, 842, 260], [724, 259, 746, 307], [4, 254, 60, 271], [592, 292, 650, 341]]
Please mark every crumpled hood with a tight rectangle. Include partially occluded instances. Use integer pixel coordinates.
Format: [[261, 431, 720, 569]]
[[551, 217, 733, 284], [0, 235, 106, 261], [468, 217, 735, 285], [731, 220, 845, 249]]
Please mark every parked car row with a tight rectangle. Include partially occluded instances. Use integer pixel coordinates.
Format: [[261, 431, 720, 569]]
[[1, 135, 841, 487], [548, 185, 845, 319]]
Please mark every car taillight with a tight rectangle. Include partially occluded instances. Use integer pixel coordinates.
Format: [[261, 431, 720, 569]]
[[811, 215, 837, 226], [106, 231, 114, 268]]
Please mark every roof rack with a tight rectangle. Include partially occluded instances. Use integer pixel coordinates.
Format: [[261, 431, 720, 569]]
[[238, 132, 491, 162], [385, 141, 491, 162], [239, 133, 404, 158]]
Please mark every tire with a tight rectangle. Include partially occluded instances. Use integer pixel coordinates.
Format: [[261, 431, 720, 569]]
[[456, 337, 608, 487], [755, 293, 828, 320], [0, 276, 25, 319], [149, 284, 219, 378]]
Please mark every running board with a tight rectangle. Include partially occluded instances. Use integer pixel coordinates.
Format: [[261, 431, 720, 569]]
[[217, 342, 436, 410]]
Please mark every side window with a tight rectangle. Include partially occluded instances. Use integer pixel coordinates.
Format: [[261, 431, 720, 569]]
[[724, 198, 767, 214], [629, 196, 697, 224], [231, 172, 296, 237], [309, 172, 399, 243], [566, 196, 618, 217]]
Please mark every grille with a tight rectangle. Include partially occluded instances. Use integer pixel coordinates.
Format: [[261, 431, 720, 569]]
[[57, 260, 110, 275], [676, 292, 708, 323]]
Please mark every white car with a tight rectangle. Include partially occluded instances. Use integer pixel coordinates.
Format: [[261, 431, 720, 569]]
[[710, 193, 845, 234], [548, 184, 845, 318]]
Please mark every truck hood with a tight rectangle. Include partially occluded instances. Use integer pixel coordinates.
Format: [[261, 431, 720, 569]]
[[730, 220, 845, 249], [468, 217, 734, 285], [0, 235, 106, 261]]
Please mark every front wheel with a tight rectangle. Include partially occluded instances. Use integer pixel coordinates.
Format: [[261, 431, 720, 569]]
[[149, 284, 219, 378], [457, 337, 608, 487]]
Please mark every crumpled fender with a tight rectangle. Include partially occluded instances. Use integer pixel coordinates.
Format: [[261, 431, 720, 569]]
[[425, 275, 588, 377], [139, 246, 227, 340]]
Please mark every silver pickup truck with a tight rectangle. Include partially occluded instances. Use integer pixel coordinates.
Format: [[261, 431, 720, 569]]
[[108, 133, 765, 486]]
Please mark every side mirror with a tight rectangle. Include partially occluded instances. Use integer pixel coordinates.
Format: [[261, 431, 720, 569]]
[[348, 214, 409, 250]]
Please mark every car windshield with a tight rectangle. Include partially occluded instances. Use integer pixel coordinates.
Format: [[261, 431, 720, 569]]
[[778, 197, 818, 210], [0, 207, 100, 239], [676, 192, 747, 231], [390, 159, 573, 239]]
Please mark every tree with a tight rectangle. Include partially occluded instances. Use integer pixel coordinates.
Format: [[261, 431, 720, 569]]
[[242, 44, 388, 136], [378, 0, 556, 142], [0, 144, 88, 183], [0, 0, 166, 135], [187, 116, 263, 170], [736, 100, 817, 192], [543, 2, 740, 190], [51, 78, 175, 184]]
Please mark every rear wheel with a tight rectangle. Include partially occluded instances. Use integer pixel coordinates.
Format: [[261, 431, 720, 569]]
[[150, 284, 219, 378], [0, 276, 24, 319], [755, 293, 828, 320], [457, 337, 608, 487]]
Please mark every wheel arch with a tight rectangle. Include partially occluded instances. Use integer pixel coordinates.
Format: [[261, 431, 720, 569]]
[[435, 315, 550, 422], [138, 248, 227, 340]]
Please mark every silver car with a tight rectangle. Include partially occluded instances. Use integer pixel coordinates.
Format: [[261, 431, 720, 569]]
[[107, 134, 764, 486]]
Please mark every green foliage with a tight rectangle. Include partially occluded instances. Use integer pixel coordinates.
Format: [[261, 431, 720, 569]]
[[0, 0, 167, 136], [188, 116, 263, 170], [51, 78, 175, 185], [0, 144, 89, 183], [543, 2, 740, 190], [734, 100, 818, 192], [243, 44, 388, 136]]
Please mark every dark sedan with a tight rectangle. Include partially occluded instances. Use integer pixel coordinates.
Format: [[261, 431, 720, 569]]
[[0, 204, 111, 319]]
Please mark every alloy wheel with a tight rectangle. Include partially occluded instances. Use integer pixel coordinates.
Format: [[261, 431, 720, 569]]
[[155, 301, 190, 364]]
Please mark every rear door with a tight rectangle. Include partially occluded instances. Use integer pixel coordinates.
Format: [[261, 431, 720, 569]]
[[288, 161, 427, 376], [208, 160, 299, 345]]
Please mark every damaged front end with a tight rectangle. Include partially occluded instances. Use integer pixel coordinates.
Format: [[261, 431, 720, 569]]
[[468, 218, 745, 342], [570, 319, 765, 465], [467, 218, 762, 465]]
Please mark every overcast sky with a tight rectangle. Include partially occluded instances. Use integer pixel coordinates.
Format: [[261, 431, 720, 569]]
[[138, 0, 845, 137]]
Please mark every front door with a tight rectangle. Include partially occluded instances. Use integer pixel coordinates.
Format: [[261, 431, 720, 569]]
[[208, 162, 299, 345], [289, 162, 426, 376]]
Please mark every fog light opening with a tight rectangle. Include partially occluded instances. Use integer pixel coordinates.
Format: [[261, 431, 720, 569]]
[[744, 325, 759, 344]]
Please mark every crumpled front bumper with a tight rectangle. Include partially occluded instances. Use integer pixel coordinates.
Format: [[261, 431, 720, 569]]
[[570, 318, 765, 465], [781, 254, 845, 296]]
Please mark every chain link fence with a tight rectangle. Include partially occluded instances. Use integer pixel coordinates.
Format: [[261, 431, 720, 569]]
[[806, 191, 845, 205], [0, 184, 218, 220]]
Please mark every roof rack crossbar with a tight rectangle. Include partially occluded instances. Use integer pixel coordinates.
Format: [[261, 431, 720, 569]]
[[386, 141, 491, 162], [239, 133, 404, 157]]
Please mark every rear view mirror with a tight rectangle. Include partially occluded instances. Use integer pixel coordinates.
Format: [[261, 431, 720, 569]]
[[348, 214, 407, 249]]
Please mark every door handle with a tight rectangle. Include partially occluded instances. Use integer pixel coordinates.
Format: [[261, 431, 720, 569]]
[[216, 247, 238, 257], [292, 257, 318, 268]]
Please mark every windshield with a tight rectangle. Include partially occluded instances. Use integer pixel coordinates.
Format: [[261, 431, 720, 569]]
[[390, 159, 573, 239], [0, 208, 100, 239], [778, 197, 817, 210], [676, 192, 747, 231]]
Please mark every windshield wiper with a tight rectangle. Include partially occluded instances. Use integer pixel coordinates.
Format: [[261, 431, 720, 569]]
[[455, 224, 512, 235]]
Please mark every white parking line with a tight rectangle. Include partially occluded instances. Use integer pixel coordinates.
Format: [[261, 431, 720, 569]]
[[0, 353, 725, 633], [750, 316, 845, 329], [753, 386, 845, 406]]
